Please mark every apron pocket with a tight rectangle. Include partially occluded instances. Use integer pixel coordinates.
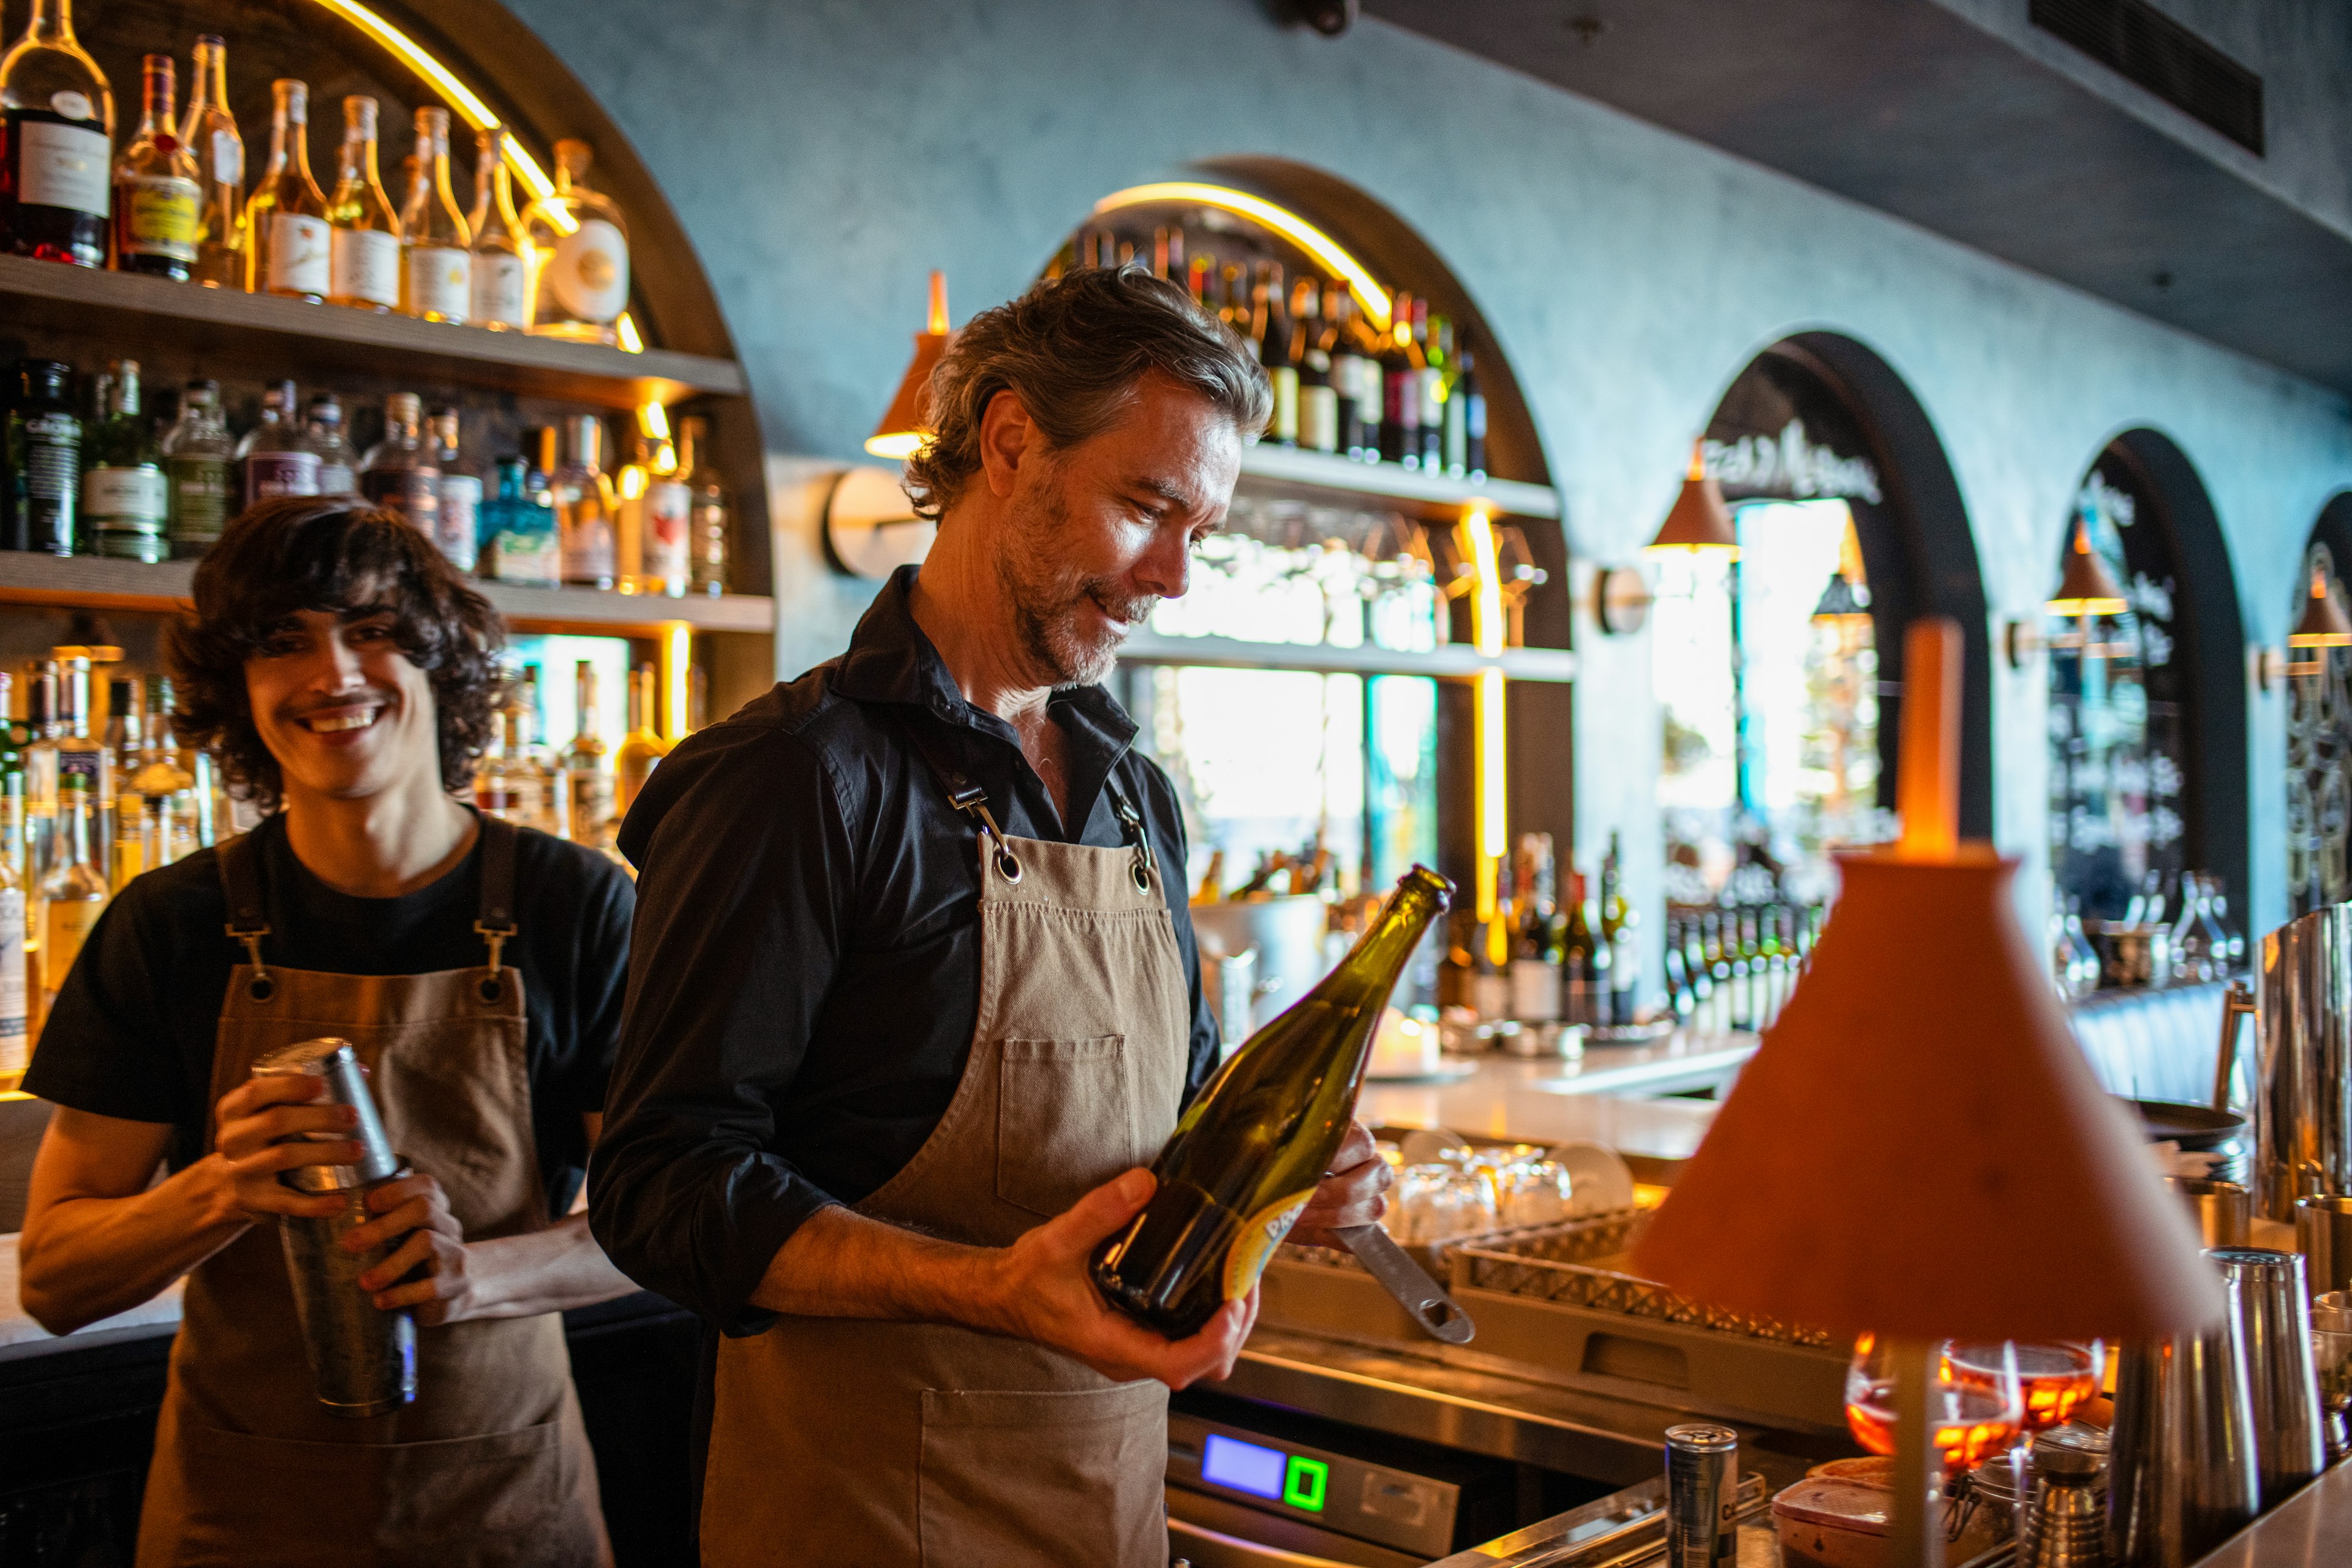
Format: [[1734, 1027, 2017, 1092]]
[[917, 1381, 1168, 1567], [167, 1417, 568, 1564], [996, 1035, 1140, 1218]]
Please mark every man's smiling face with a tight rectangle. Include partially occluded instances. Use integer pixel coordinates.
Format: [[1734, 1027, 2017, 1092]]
[[244, 603, 442, 803]]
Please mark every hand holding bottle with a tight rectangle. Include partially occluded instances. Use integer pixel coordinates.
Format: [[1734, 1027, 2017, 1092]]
[[1283, 1120, 1393, 1250]]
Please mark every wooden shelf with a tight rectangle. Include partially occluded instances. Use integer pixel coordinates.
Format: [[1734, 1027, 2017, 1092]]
[[1120, 630, 1575, 682], [0, 254, 747, 410], [1236, 444, 1561, 521], [0, 552, 774, 637]]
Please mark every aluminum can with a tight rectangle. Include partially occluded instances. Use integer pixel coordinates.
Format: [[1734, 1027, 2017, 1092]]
[[1665, 1422, 1738, 1568]]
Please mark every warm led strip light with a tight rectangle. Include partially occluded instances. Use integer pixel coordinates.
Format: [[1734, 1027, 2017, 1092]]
[[1092, 182, 1393, 329], [1454, 505, 1509, 923], [660, 624, 692, 742]]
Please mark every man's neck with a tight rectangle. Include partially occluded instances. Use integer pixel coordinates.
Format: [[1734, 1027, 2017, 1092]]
[[907, 519, 1056, 728], [280, 775, 478, 899]]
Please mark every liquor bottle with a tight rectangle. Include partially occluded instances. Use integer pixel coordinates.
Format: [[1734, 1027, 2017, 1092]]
[[178, 36, 241, 288], [615, 663, 669, 815], [244, 80, 329, 300], [1561, 868, 1598, 1026], [1185, 252, 1212, 308], [0, 782, 22, 1087], [1454, 328, 1487, 482], [1508, 832, 1563, 1023], [360, 392, 441, 533], [399, 107, 470, 323], [563, 660, 615, 848], [104, 678, 138, 889], [1379, 291, 1417, 467], [20, 660, 56, 882], [554, 415, 617, 589], [428, 407, 478, 570], [1599, 831, 1636, 1027], [34, 655, 108, 886], [111, 55, 198, 281], [521, 138, 630, 344], [237, 380, 320, 507], [1322, 285, 1362, 460], [40, 770, 104, 1008], [0, 0, 112, 267], [1091, 865, 1453, 1338], [81, 360, 167, 562], [8, 360, 80, 554], [1218, 263, 1251, 347], [1255, 263, 1298, 447], [1417, 308, 1449, 472], [465, 124, 527, 330], [478, 453, 559, 586], [326, 96, 399, 311], [639, 438, 691, 597], [160, 378, 232, 558], [1294, 280, 1337, 456], [301, 391, 356, 494], [473, 696, 540, 829], [134, 675, 194, 867], [678, 415, 729, 595], [1682, 916, 1715, 1031]]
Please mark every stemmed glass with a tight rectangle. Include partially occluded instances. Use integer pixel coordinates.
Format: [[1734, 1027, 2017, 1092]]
[[1945, 1339, 2103, 1534], [1844, 1333, 2025, 1480]]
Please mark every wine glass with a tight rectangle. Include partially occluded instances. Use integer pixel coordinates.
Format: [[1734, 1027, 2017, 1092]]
[[1948, 1340, 2103, 1433], [1844, 1333, 2024, 1480]]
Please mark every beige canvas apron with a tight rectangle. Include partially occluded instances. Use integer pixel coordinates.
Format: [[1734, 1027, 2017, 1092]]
[[135, 816, 611, 1568], [700, 752, 1191, 1568]]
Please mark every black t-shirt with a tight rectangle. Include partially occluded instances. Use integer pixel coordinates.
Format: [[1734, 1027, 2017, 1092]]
[[24, 811, 635, 1214]]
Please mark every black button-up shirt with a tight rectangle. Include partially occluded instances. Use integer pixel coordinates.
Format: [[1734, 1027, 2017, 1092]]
[[592, 567, 1216, 1332]]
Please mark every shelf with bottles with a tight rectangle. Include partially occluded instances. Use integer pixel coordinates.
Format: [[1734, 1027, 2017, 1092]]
[[1236, 443, 1559, 524]]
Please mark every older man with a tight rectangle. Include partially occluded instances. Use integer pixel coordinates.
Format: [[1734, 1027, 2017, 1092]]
[[592, 266, 1393, 1565]]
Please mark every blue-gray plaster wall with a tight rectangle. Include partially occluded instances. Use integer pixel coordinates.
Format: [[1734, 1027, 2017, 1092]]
[[503, 0, 2352, 944]]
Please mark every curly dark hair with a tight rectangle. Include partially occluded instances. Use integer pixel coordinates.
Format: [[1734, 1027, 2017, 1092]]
[[902, 264, 1271, 520], [167, 497, 506, 810]]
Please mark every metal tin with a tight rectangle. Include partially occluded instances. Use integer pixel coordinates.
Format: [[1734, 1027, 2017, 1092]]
[[252, 1036, 399, 1189], [1664, 1422, 1738, 1568], [2207, 1247, 2326, 1508]]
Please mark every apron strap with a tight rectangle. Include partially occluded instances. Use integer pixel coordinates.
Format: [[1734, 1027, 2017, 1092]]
[[897, 713, 1025, 884], [473, 815, 521, 999], [216, 828, 276, 1000]]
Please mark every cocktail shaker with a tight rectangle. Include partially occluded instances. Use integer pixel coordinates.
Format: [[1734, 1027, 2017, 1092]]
[[252, 1038, 417, 1417], [2106, 1324, 2256, 1567], [2208, 1247, 2324, 1507], [2167, 1177, 2251, 1248], [1664, 1422, 1737, 1568], [2252, 907, 2352, 1222], [2296, 1194, 2352, 1297]]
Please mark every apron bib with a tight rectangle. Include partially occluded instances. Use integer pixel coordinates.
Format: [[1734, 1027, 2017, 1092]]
[[136, 817, 611, 1568], [701, 745, 1191, 1568]]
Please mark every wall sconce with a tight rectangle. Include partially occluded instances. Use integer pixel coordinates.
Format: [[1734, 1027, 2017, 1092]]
[[865, 271, 951, 460], [823, 466, 937, 578], [1594, 565, 1654, 635]]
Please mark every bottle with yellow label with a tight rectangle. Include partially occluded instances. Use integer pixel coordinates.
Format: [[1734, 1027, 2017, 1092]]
[[39, 770, 105, 1012], [113, 53, 199, 281], [1091, 864, 1452, 1337]]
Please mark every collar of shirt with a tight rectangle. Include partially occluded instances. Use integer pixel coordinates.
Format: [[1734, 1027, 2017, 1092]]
[[831, 565, 1140, 843]]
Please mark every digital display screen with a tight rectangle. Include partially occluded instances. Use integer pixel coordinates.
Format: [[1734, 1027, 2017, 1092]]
[[1202, 1434, 1286, 1501]]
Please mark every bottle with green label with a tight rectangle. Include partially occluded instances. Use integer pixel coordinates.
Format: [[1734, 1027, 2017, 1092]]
[[160, 379, 232, 560], [82, 359, 167, 561], [1091, 865, 1452, 1338]]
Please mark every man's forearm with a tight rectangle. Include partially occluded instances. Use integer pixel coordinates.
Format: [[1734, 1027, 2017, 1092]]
[[463, 1214, 638, 1319], [19, 1160, 247, 1335], [745, 1205, 1008, 1330]]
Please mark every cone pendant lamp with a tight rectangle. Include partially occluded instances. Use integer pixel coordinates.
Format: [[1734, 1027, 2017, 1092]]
[[865, 271, 952, 461], [1644, 440, 1739, 556]]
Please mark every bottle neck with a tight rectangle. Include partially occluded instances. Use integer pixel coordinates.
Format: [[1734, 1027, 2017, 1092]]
[[1321, 877, 1447, 1012], [140, 67, 175, 137], [192, 49, 228, 113], [341, 128, 378, 184], [60, 793, 89, 867], [27, 0, 74, 42]]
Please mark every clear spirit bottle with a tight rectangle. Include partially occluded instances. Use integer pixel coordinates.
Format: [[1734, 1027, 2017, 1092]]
[[360, 392, 442, 535], [178, 35, 242, 288], [326, 95, 400, 311], [522, 138, 630, 344], [161, 379, 233, 559], [466, 124, 527, 330], [554, 415, 617, 588], [399, 106, 470, 323], [245, 80, 329, 299]]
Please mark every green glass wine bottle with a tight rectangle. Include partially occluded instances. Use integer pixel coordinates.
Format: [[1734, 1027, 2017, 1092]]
[[1092, 864, 1453, 1337]]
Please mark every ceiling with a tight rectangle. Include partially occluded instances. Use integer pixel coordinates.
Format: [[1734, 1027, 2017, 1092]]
[[1363, 0, 2352, 395]]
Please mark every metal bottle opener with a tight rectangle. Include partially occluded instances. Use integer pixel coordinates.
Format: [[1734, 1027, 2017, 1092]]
[[1333, 1224, 1476, 1344]]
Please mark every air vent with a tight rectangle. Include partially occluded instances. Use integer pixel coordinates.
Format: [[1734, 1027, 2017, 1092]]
[[2032, 0, 2264, 155]]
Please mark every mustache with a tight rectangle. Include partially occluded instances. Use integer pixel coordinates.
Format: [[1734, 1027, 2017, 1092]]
[[1087, 586, 1157, 627]]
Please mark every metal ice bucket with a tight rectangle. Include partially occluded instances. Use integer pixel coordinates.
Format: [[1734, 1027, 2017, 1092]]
[[2253, 905, 2352, 1223]]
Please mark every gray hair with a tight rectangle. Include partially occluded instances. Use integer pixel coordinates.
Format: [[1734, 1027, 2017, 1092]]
[[902, 265, 1272, 519]]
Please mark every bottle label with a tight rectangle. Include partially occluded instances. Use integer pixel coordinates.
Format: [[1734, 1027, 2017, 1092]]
[[21, 414, 80, 502], [45, 897, 101, 992], [567, 772, 615, 841], [168, 454, 232, 546], [17, 119, 109, 217], [1470, 971, 1510, 1023], [644, 479, 692, 589], [488, 527, 562, 586], [363, 469, 442, 532], [405, 245, 471, 319], [1270, 367, 1299, 444], [1300, 386, 1339, 455], [1509, 958, 1562, 1022], [437, 473, 481, 570], [330, 225, 400, 306], [211, 130, 243, 187], [470, 252, 527, 328], [317, 459, 356, 496], [0, 887, 23, 1076], [1222, 1190, 1315, 1302], [561, 503, 617, 584], [83, 466, 170, 524], [266, 213, 332, 295], [1420, 368, 1447, 429], [244, 450, 322, 508], [548, 218, 630, 324], [121, 175, 202, 260]]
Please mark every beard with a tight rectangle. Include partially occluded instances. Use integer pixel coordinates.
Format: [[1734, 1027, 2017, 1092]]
[[995, 482, 1157, 688]]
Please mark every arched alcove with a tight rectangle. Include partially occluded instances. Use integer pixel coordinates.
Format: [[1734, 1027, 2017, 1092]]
[[2286, 491, 2352, 914]]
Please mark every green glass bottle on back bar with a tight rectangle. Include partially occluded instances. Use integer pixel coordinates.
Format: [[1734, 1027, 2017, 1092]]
[[1092, 865, 1453, 1337]]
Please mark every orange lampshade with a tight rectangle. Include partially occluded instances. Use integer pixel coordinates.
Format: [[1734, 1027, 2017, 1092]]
[[2288, 565, 2352, 649], [2046, 521, 2128, 617], [865, 270, 952, 461], [1644, 441, 1739, 556], [1631, 619, 2222, 1343]]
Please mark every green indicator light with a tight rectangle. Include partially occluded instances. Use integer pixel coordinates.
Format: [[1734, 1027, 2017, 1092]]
[[1283, 1455, 1329, 1512]]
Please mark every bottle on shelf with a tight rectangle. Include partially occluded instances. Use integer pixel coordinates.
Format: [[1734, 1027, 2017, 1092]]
[[112, 54, 199, 282], [325, 94, 400, 312], [677, 415, 729, 595], [1185, 252, 1212, 309], [0, 0, 112, 267], [639, 433, 692, 598], [1509, 832, 1563, 1024], [1255, 263, 1298, 447], [478, 451, 559, 586], [0, 762, 22, 1087], [474, 690, 551, 832], [615, 663, 669, 816], [521, 138, 630, 345], [399, 106, 470, 324], [563, 660, 614, 849], [359, 392, 441, 533], [1379, 291, 1418, 467], [178, 35, 242, 289], [428, 407, 478, 570], [8, 360, 81, 554], [81, 360, 167, 562], [40, 770, 105, 1009], [1324, 284, 1365, 461], [464, 124, 527, 330], [1218, 263, 1251, 349], [160, 378, 232, 558], [104, 678, 140, 889], [1417, 307, 1449, 472], [237, 380, 320, 508], [300, 392, 356, 494], [244, 79, 329, 301], [554, 414, 618, 589], [21, 660, 58, 883], [516, 664, 565, 839], [1600, 831, 1637, 1027], [1293, 279, 1337, 457], [1561, 867, 1599, 1026], [134, 674, 194, 869], [1091, 867, 1452, 1338], [1454, 327, 1487, 482], [49, 655, 109, 877]]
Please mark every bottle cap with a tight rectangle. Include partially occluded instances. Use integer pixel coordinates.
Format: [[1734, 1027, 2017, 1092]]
[[386, 392, 422, 424]]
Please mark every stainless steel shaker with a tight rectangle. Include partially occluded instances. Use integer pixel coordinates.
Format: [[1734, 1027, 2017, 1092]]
[[2207, 1248, 2324, 1507], [1664, 1422, 1737, 1568], [252, 1037, 417, 1417], [2106, 1324, 2256, 1567], [2252, 907, 2352, 1222]]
